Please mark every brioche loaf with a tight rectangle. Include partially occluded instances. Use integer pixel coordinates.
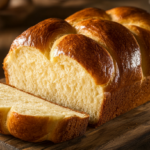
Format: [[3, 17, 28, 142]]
[[0, 82, 89, 142], [3, 6, 150, 127]]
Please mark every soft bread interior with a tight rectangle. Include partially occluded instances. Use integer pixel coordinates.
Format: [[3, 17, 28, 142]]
[[0, 83, 86, 118], [6, 46, 104, 124]]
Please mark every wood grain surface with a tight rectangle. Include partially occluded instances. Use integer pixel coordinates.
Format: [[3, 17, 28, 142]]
[[0, 78, 150, 150]]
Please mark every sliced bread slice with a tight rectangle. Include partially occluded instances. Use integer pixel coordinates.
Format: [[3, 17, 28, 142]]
[[0, 83, 89, 143]]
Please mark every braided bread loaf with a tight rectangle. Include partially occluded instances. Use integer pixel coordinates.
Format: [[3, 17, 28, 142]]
[[3, 7, 150, 127]]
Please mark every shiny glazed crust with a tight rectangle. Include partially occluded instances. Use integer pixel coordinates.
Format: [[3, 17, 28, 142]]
[[66, 7, 110, 26], [7, 112, 88, 143], [52, 34, 114, 85], [75, 19, 142, 91], [3, 6, 150, 128]]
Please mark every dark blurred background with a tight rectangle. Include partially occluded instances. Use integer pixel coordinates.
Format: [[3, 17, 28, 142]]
[[0, 0, 149, 79]]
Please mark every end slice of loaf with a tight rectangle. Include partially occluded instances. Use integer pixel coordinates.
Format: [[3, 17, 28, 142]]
[[0, 83, 89, 143]]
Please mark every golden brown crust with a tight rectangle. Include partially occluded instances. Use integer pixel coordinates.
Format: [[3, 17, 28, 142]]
[[6, 111, 89, 143], [126, 25, 150, 77], [107, 6, 150, 30], [7, 112, 50, 142], [52, 116, 89, 143], [10, 18, 75, 59], [75, 19, 143, 90], [65, 7, 110, 26], [52, 34, 114, 85]]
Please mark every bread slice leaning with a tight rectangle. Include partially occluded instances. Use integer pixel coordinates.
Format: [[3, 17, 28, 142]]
[[0, 83, 89, 143]]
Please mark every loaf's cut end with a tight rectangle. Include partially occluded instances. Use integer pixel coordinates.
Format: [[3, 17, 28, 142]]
[[4, 44, 105, 124], [0, 83, 89, 142]]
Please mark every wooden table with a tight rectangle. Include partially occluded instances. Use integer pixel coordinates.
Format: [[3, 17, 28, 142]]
[[0, 78, 150, 150]]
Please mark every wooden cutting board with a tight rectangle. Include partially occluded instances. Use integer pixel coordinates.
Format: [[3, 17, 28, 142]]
[[0, 78, 150, 150]]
